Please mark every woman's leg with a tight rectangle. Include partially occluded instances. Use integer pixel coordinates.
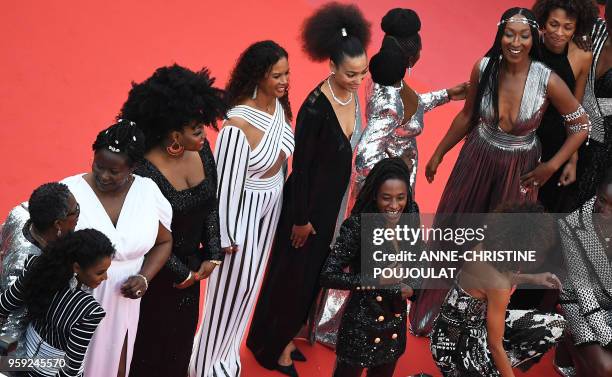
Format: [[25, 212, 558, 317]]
[[573, 343, 612, 377]]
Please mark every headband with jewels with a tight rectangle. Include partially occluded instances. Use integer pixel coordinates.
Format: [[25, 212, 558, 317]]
[[497, 17, 539, 30]]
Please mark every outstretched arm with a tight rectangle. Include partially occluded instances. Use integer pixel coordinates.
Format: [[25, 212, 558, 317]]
[[425, 60, 480, 183]]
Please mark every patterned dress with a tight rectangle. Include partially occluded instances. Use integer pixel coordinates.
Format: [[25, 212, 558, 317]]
[[190, 99, 294, 377], [430, 282, 566, 376]]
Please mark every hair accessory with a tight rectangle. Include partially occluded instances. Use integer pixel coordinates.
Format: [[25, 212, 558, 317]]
[[341, 27, 348, 37], [108, 146, 121, 153], [115, 140, 119, 144], [133, 136, 137, 141], [497, 16, 539, 29]]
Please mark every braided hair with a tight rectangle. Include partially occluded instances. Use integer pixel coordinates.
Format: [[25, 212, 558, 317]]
[[28, 182, 71, 232], [119, 64, 228, 151], [301, 2, 371, 65], [225, 40, 293, 120], [370, 8, 422, 86], [22, 229, 115, 320], [92, 119, 146, 166], [352, 158, 418, 215]]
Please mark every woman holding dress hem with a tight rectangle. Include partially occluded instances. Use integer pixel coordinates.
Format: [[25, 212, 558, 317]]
[[62, 120, 173, 377]]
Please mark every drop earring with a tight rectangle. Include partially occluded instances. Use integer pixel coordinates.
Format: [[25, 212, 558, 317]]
[[408, 65, 412, 77], [252, 86, 258, 100], [69, 272, 78, 292], [57, 228, 62, 238]]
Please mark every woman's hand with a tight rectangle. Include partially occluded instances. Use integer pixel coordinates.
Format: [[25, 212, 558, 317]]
[[559, 161, 577, 186], [400, 284, 414, 300], [519, 272, 562, 289], [174, 272, 197, 289], [520, 162, 556, 190], [222, 244, 239, 254], [121, 275, 148, 299], [447, 82, 470, 101], [196, 261, 218, 280], [291, 223, 316, 248], [425, 153, 443, 183]]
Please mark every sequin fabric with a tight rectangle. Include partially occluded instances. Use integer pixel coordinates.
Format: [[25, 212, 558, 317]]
[[135, 140, 222, 283], [430, 283, 566, 376], [0, 203, 41, 356], [320, 215, 407, 368], [353, 79, 449, 197], [559, 197, 612, 346]]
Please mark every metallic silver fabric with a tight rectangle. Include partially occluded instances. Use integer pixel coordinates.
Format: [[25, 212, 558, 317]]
[[315, 97, 363, 348], [0, 203, 40, 356], [353, 78, 449, 199], [314, 83, 449, 348], [583, 19, 608, 144]]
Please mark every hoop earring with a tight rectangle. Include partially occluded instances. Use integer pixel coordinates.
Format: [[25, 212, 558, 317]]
[[252, 86, 258, 100], [166, 140, 184, 157]]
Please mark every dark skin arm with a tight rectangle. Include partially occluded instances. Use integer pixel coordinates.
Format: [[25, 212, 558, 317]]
[[121, 223, 172, 298]]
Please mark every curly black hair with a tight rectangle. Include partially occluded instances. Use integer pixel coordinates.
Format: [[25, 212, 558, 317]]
[[470, 8, 542, 131], [119, 64, 228, 151], [301, 2, 371, 65], [352, 157, 418, 215], [533, 0, 599, 38], [486, 201, 555, 272], [92, 119, 146, 167], [225, 40, 292, 120], [28, 182, 71, 232], [22, 229, 115, 320]]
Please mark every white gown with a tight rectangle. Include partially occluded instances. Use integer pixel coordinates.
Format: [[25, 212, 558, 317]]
[[62, 174, 172, 377]]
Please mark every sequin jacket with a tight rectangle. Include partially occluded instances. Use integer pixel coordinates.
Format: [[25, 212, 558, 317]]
[[135, 140, 222, 283], [320, 212, 420, 367], [559, 197, 612, 346], [0, 203, 41, 356]]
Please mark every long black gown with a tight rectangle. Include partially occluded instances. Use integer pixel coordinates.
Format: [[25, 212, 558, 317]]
[[536, 43, 576, 213], [509, 43, 576, 311], [246, 84, 355, 370], [129, 141, 222, 377]]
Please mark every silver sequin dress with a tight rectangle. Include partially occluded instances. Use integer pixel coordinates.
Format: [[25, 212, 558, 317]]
[[0, 203, 41, 356], [353, 79, 449, 199]]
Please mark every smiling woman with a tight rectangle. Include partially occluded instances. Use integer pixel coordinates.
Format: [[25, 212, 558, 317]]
[[412, 6, 591, 337], [245, 3, 371, 377]]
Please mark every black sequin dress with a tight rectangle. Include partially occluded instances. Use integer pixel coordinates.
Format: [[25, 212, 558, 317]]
[[536, 43, 576, 213], [129, 141, 222, 377], [430, 282, 566, 376]]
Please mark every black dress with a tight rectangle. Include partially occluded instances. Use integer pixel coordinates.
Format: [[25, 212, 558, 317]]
[[536, 43, 576, 213], [574, 19, 612, 211], [129, 141, 222, 377], [246, 84, 355, 369]]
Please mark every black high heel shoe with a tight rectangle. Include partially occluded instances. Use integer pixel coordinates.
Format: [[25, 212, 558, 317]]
[[290, 348, 307, 362], [275, 362, 299, 377]]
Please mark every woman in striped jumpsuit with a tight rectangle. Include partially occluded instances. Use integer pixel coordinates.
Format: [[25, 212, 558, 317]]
[[190, 40, 294, 377]]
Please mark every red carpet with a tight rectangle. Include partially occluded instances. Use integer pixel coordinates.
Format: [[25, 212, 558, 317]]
[[1, 1, 567, 376]]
